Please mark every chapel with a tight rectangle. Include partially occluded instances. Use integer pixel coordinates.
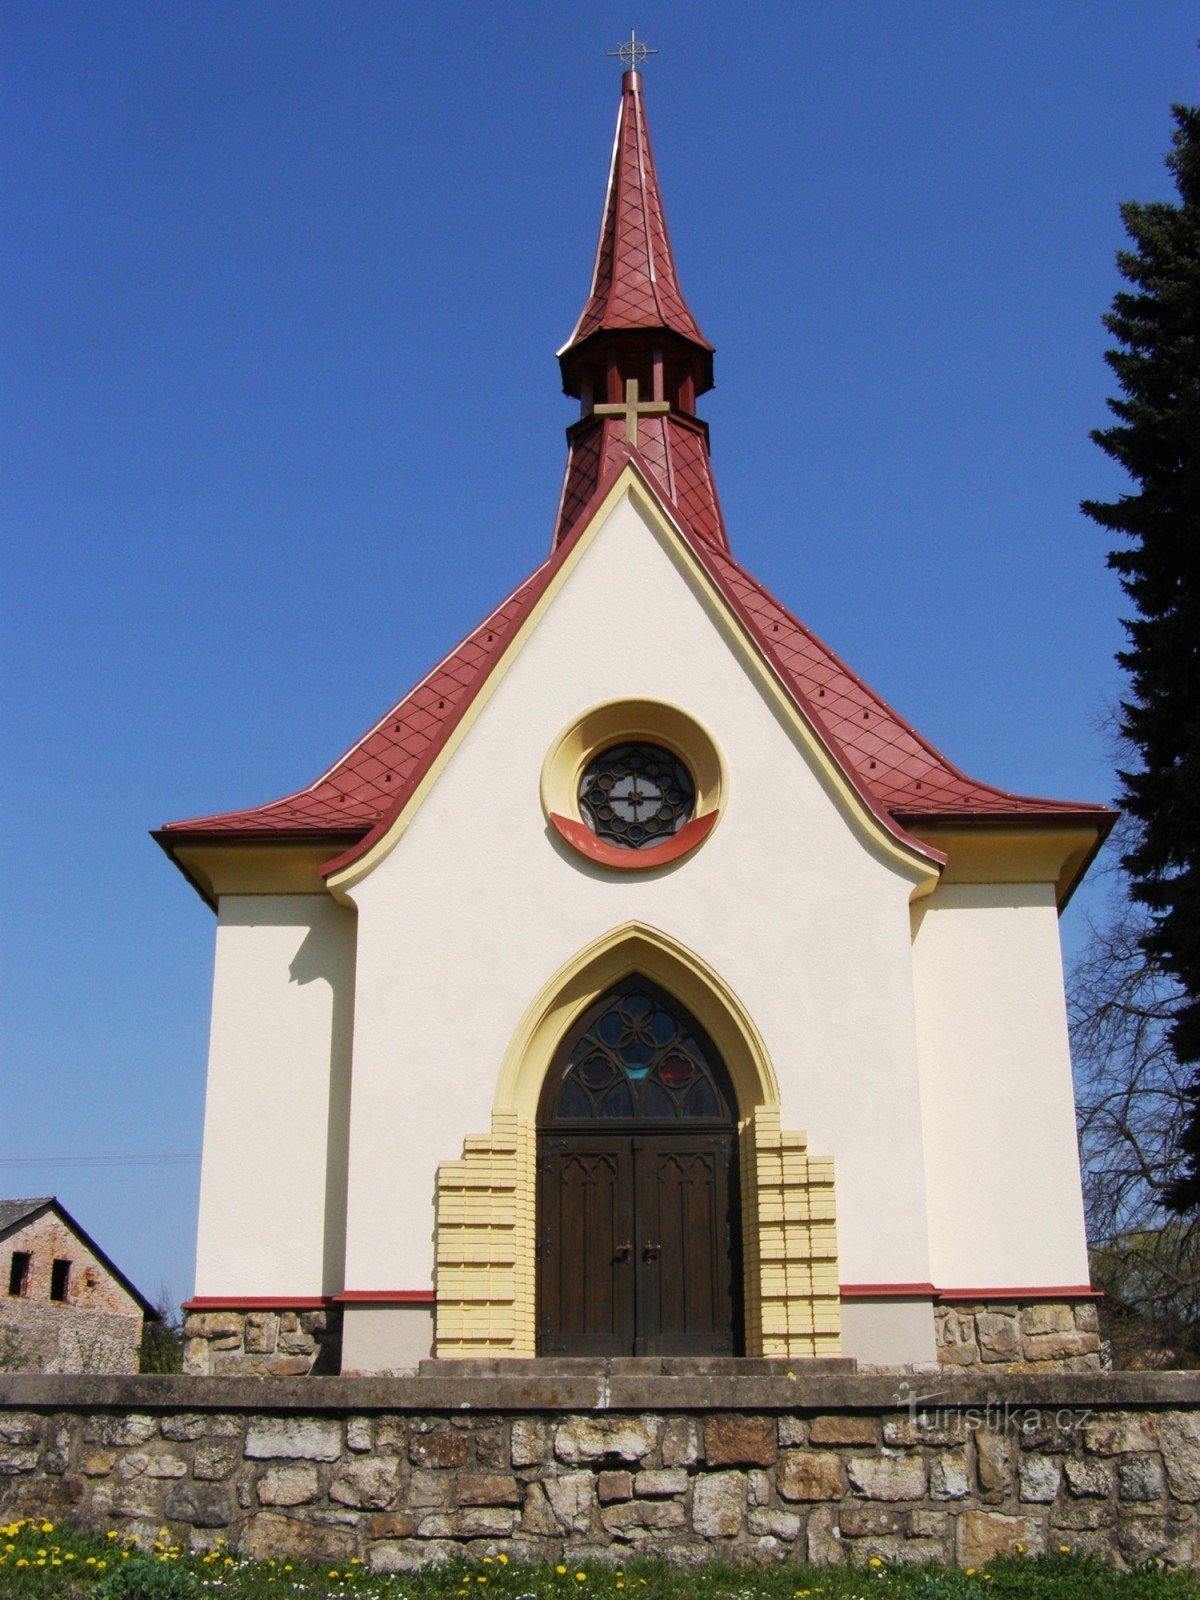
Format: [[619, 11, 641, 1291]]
[[160, 66, 1112, 1377]]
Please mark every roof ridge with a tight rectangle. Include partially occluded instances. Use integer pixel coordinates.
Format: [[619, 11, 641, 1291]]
[[707, 540, 980, 780], [159, 562, 552, 836], [303, 563, 552, 796], [704, 540, 1110, 818]]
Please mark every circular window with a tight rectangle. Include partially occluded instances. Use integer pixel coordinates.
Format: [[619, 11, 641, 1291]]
[[579, 742, 696, 850], [541, 700, 726, 872]]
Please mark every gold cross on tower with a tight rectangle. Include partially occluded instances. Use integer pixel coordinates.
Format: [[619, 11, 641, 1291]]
[[608, 30, 658, 72], [594, 378, 670, 446]]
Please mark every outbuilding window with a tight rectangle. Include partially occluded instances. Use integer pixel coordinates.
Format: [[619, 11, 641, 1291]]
[[7, 1252, 30, 1297], [50, 1259, 71, 1302]]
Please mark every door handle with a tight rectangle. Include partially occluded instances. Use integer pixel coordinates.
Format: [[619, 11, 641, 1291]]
[[642, 1241, 661, 1260], [614, 1241, 632, 1261]]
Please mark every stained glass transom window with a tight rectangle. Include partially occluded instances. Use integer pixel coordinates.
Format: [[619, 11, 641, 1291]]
[[578, 742, 695, 850], [547, 984, 732, 1124]]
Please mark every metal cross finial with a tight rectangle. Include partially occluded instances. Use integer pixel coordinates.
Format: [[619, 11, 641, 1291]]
[[608, 30, 657, 73]]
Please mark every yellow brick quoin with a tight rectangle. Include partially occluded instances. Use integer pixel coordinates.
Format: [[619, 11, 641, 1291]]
[[435, 1100, 840, 1359]]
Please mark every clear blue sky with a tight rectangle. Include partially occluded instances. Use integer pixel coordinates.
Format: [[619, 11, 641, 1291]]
[[2, 3, 1195, 1311]]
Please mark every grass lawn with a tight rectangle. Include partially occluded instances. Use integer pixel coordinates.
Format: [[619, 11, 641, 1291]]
[[0, 1517, 1195, 1600]]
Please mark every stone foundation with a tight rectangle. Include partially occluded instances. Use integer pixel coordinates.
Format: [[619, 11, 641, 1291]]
[[182, 1308, 342, 1377], [1, 1369, 1197, 1570], [936, 1301, 1102, 1371], [181, 1298, 1103, 1377]]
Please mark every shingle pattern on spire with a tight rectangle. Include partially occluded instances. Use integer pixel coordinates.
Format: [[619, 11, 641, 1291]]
[[565, 74, 710, 351], [554, 414, 728, 550], [161, 458, 1104, 848]]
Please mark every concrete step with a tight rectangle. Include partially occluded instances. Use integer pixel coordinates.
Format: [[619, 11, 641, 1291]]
[[417, 1355, 858, 1378]]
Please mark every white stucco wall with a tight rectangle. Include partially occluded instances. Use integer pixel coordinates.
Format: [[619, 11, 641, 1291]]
[[194, 894, 356, 1297], [340, 491, 936, 1299], [911, 881, 1090, 1288]]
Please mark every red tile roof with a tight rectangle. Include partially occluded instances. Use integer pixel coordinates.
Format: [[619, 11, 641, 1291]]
[[158, 448, 1109, 861], [561, 70, 711, 361]]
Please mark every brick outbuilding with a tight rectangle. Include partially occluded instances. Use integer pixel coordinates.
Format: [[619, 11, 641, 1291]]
[[0, 1197, 156, 1373]]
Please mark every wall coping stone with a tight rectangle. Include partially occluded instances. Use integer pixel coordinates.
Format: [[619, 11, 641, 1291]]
[[3, 1370, 1198, 1414]]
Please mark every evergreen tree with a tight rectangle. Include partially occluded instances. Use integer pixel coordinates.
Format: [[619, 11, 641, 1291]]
[[1082, 105, 1200, 1209]]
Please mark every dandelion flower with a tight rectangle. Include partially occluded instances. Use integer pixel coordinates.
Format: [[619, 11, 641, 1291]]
[[1059, 1545, 1071, 1554]]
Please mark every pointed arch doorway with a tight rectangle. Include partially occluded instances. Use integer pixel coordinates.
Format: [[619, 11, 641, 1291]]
[[536, 977, 742, 1356]]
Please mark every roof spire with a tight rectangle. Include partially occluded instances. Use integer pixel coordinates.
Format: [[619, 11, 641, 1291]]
[[551, 58, 727, 551], [558, 54, 713, 396]]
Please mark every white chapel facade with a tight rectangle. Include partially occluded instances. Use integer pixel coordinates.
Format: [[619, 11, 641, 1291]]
[[160, 69, 1111, 1376]]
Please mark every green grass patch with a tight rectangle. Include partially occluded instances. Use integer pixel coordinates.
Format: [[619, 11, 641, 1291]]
[[0, 1516, 1195, 1599]]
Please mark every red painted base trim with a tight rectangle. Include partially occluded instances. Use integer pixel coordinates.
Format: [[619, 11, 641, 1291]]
[[839, 1284, 1101, 1302], [333, 1290, 436, 1307], [840, 1283, 936, 1299], [936, 1285, 1102, 1303], [182, 1296, 331, 1312], [550, 811, 717, 870]]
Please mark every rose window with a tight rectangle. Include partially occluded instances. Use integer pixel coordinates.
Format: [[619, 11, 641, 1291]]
[[578, 742, 695, 849]]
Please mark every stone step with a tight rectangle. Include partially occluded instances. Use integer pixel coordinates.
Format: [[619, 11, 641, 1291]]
[[417, 1355, 858, 1378]]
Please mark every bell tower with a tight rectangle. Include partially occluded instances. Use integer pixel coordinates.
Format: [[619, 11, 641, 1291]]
[[553, 65, 728, 550]]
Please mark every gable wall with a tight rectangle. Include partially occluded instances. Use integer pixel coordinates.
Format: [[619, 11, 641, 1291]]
[[1, 1210, 141, 1320], [341, 494, 934, 1298]]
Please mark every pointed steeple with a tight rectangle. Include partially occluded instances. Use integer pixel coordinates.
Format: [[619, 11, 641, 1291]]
[[559, 68, 713, 391], [553, 68, 728, 551]]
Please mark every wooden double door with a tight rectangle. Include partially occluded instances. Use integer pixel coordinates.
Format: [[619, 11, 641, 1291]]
[[536, 979, 741, 1357]]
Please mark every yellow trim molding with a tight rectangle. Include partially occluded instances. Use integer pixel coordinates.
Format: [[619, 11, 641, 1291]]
[[434, 922, 841, 1359], [169, 842, 354, 902], [492, 922, 779, 1122], [913, 823, 1104, 910]]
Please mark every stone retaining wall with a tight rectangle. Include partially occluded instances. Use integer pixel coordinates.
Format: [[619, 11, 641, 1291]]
[[1, 1372, 1197, 1571]]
